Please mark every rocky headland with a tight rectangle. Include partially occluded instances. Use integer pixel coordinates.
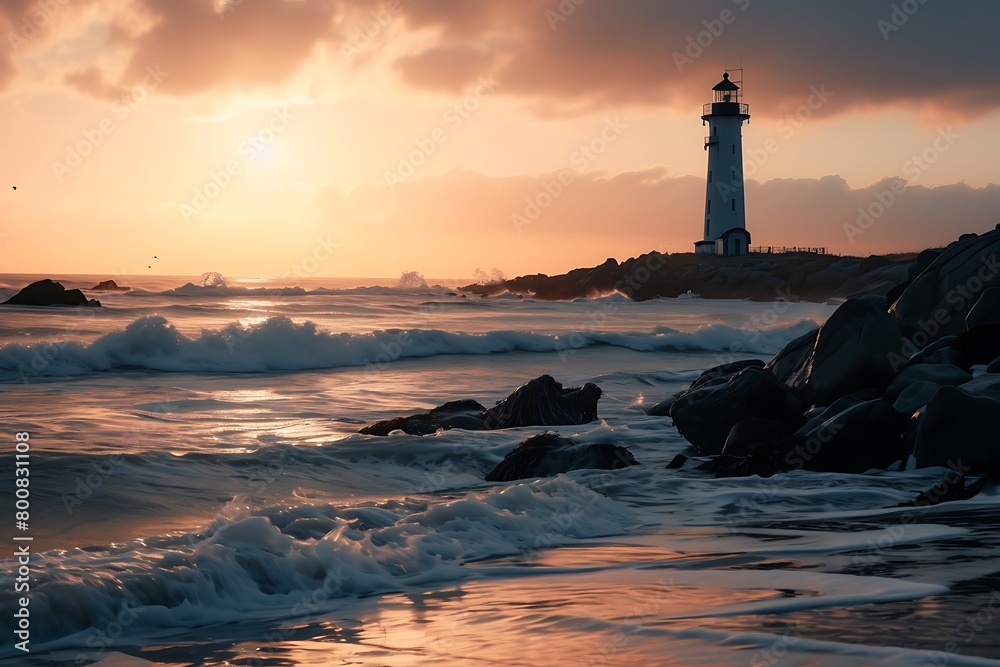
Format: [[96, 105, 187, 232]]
[[460, 247, 943, 303]]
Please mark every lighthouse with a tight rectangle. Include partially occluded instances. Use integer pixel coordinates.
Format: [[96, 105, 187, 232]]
[[695, 71, 751, 256]]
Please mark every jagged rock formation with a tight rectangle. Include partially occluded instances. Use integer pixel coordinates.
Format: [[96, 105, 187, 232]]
[[3, 279, 101, 307]]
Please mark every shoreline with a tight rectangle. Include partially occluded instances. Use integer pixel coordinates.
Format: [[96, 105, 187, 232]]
[[460, 250, 928, 303]]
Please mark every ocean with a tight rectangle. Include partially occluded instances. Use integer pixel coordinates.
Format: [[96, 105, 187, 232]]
[[2, 273, 999, 667]]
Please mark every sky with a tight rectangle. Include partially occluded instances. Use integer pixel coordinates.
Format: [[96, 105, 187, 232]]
[[1, 0, 999, 280]]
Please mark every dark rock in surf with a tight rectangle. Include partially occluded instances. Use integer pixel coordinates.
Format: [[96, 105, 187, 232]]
[[359, 399, 487, 436], [90, 279, 131, 292], [786, 398, 905, 474], [701, 397, 905, 478], [359, 375, 603, 436], [485, 432, 638, 482], [482, 375, 602, 429], [669, 366, 804, 455], [690, 359, 765, 391], [911, 375, 1000, 470], [665, 453, 688, 469], [766, 328, 819, 385], [894, 472, 990, 508], [3, 279, 100, 307], [783, 296, 905, 405], [721, 417, 791, 458], [647, 359, 764, 417]]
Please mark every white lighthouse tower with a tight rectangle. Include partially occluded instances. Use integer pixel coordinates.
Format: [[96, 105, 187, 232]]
[[695, 71, 751, 256]]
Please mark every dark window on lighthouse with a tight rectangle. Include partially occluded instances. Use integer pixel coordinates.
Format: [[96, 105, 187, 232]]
[[707, 200, 711, 213], [732, 144, 736, 154], [709, 170, 713, 183], [732, 199, 736, 211]]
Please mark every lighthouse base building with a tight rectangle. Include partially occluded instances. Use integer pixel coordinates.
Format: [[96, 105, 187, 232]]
[[694, 227, 751, 257], [695, 71, 751, 257]]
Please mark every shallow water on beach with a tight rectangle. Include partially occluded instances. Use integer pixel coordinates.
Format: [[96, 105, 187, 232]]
[[2, 274, 999, 666]]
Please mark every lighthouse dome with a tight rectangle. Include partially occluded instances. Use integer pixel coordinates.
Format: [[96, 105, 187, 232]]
[[712, 72, 739, 91]]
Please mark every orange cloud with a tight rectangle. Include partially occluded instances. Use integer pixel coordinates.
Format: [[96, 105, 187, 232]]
[[389, 1, 1000, 120]]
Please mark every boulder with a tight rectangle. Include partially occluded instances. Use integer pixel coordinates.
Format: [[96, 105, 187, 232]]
[[3, 279, 100, 307], [953, 324, 1000, 368], [359, 375, 603, 436], [90, 279, 131, 292], [785, 398, 905, 473], [893, 381, 945, 416], [482, 375, 601, 429], [646, 396, 677, 417], [669, 366, 804, 455], [485, 433, 638, 482], [359, 399, 487, 436], [885, 363, 971, 399], [912, 375, 1000, 470], [965, 287, 1000, 329], [766, 328, 819, 384], [721, 417, 791, 458], [795, 388, 883, 437], [647, 359, 765, 417], [784, 296, 905, 405], [906, 335, 960, 366], [689, 359, 765, 391], [891, 227, 1000, 347]]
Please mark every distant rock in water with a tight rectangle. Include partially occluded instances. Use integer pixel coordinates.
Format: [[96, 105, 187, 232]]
[[483, 375, 602, 429], [90, 279, 131, 292], [485, 432, 638, 482], [3, 279, 100, 307], [358, 399, 486, 436], [359, 375, 603, 436]]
